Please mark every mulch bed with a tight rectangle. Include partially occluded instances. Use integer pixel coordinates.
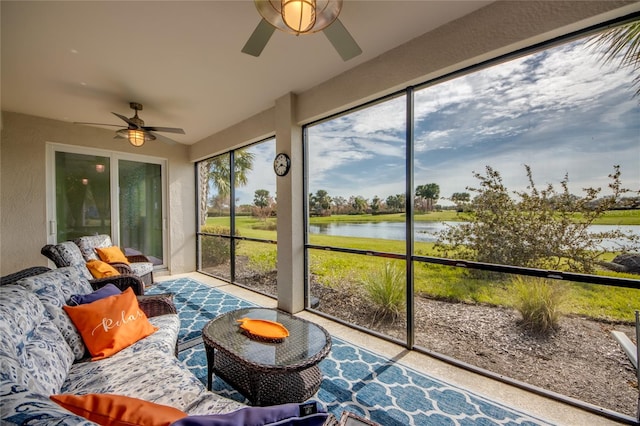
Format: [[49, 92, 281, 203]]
[[211, 264, 639, 418]]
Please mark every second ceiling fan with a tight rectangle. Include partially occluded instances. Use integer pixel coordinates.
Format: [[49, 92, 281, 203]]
[[242, 0, 362, 61], [76, 102, 185, 147]]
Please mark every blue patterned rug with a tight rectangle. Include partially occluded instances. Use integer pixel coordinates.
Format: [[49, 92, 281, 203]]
[[148, 277, 552, 425]]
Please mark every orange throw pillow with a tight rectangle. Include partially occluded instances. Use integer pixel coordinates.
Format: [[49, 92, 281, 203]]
[[86, 260, 121, 278], [96, 246, 130, 264], [63, 287, 157, 360], [50, 394, 187, 426]]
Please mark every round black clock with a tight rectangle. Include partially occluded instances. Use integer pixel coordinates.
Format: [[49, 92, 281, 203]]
[[273, 153, 290, 176]]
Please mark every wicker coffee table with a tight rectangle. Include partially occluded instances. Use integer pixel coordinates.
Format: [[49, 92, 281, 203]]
[[202, 307, 331, 406]]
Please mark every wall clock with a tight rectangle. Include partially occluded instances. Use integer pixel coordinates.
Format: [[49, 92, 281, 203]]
[[273, 153, 290, 176]]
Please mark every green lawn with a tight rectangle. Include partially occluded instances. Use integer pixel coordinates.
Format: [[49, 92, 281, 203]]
[[205, 212, 640, 322]]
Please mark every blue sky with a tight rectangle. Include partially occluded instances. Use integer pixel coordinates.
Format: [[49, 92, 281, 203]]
[[236, 34, 639, 207]]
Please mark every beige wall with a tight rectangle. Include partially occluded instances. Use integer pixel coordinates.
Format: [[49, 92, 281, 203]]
[[0, 112, 195, 275]]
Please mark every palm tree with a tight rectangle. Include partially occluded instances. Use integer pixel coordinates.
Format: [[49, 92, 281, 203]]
[[199, 150, 255, 226], [590, 19, 640, 97], [415, 183, 440, 212]]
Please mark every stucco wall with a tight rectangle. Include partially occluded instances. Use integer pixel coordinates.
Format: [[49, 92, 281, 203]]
[[0, 112, 195, 275]]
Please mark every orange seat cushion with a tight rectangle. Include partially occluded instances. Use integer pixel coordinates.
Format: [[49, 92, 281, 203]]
[[50, 393, 186, 426], [63, 287, 157, 360], [96, 246, 130, 264]]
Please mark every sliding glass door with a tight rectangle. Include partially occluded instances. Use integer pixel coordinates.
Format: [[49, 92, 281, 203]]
[[118, 159, 163, 264], [48, 144, 166, 267]]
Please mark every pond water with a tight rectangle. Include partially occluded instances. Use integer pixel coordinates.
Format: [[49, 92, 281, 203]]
[[309, 221, 639, 249]]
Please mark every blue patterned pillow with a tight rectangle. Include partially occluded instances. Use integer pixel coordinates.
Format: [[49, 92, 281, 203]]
[[18, 266, 94, 360]]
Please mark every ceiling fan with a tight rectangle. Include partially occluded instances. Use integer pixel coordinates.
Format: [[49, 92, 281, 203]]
[[75, 102, 185, 147], [242, 0, 362, 61]]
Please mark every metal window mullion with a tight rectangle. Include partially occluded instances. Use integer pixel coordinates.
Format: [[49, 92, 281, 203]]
[[406, 87, 415, 349], [229, 152, 236, 282], [195, 163, 202, 270], [303, 126, 311, 309]]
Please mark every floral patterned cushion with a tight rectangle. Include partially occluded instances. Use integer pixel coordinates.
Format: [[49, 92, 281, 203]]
[[130, 314, 180, 356], [129, 261, 154, 276], [17, 266, 94, 360], [0, 285, 74, 395], [62, 348, 238, 414], [76, 235, 113, 262], [0, 385, 93, 426], [183, 392, 247, 416], [58, 241, 89, 267]]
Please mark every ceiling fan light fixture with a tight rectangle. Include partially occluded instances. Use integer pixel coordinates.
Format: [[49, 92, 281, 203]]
[[282, 0, 316, 33], [256, 0, 341, 35], [128, 130, 146, 147], [116, 128, 156, 147]]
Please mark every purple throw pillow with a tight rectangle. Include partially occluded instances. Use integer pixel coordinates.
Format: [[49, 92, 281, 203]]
[[68, 283, 121, 306], [171, 402, 328, 426]]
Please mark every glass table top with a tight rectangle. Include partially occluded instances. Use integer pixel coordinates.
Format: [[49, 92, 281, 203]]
[[202, 307, 331, 369]]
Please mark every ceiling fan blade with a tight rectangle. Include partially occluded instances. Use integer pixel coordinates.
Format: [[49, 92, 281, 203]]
[[112, 112, 140, 128], [323, 18, 362, 61], [74, 121, 125, 128], [142, 126, 185, 135], [242, 18, 275, 57], [149, 131, 178, 146]]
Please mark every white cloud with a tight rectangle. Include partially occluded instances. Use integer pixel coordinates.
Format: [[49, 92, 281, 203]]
[[307, 34, 639, 204]]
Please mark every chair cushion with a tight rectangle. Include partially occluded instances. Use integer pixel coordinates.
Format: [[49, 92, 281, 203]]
[[0, 285, 74, 395], [58, 241, 90, 268], [129, 262, 154, 277], [17, 266, 95, 360], [76, 234, 114, 261], [62, 348, 229, 413]]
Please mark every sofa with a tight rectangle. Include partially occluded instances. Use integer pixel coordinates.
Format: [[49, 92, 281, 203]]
[[0, 265, 247, 425]]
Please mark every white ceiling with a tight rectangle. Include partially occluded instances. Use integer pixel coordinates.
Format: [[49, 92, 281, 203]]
[[1, 1, 493, 145]]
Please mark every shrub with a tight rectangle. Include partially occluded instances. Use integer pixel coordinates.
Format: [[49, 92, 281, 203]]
[[512, 276, 566, 334], [360, 262, 405, 322], [252, 220, 277, 231], [248, 249, 277, 275], [436, 165, 639, 273], [200, 225, 236, 267]]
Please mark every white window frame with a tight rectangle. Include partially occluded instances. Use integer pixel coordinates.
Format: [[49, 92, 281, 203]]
[[46, 142, 169, 269]]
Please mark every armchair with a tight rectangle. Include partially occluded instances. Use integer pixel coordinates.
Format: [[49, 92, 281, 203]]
[[75, 234, 154, 286], [41, 242, 145, 295]]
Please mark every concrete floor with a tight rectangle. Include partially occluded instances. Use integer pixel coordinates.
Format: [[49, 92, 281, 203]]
[[157, 272, 631, 426]]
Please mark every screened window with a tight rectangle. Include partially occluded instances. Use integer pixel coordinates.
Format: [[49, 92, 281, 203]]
[[303, 20, 640, 419], [197, 138, 278, 296]]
